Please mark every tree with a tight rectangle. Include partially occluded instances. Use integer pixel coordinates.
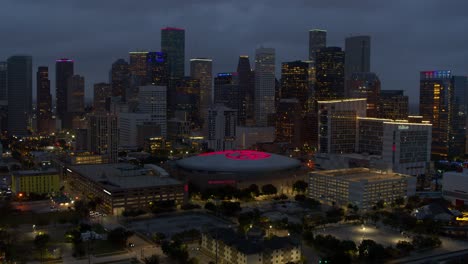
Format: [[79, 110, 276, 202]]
[[396, 240, 414, 254], [107, 227, 133, 248], [358, 239, 386, 262], [375, 200, 385, 210], [204, 202, 216, 212], [394, 197, 405, 207], [247, 184, 260, 197], [261, 184, 278, 195], [34, 233, 50, 262], [161, 240, 189, 263], [73, 200, 89, 218], [293, 180, 308, 193], [143, 255, 160, 264]]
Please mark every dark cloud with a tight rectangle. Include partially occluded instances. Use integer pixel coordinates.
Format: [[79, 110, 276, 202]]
[[1, 0, 468, 108]]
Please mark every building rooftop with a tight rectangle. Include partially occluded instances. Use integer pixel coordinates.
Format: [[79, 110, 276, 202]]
[[205, 228, 299, 255], [312, 168, 410, 182], [68, 163, 181, 191], [13, 168, 58, 176]]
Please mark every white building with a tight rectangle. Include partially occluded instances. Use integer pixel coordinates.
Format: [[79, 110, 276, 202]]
[[235, 126, 275, 149], [207, 104, 237, 151], [317, 99, 367, 154], [138, 85, 167, 136], [309, 168, 416, 210], [254, 47, 276, 127], [443, 170, 468, 206], [119, 113, 154, 149]]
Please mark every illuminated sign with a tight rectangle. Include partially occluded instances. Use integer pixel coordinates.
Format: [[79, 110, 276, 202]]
[[398, 125, 409, 130], [66, 168, 72, 173], [199, 150, 271, 160], [103, 189, 112, 195], [217, 73, 232, 77], [208, 180, 236, 185]]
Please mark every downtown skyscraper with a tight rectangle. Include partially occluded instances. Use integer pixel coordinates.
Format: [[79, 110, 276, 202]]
[[161, 27, 185, 78], [237, 56, 254, 125], [254, 47, 276, 127], [36, 66, 54, 134], [7, 55, 32, 136], [345, 35, 371, 95], [147, 52, 168, 86], [56, 58, 74, 120], [308, 29, 327, 62], [110, 58, 130, 100], [190, 58, 212, 129], [0, 62, 7, 132], [315, 47, 345, 99]]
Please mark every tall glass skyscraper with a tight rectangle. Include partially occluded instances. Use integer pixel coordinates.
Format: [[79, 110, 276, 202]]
[[190, 58, 212, 129], [237, 56, 254, 125], [420, 70, 453, 158], [161, 27, 185, 78], [0, 62, 7, 101], [315, 47, 345, 99], [345, 35, 371, 95], [56, 58, 74, 119], [110, 58, 130, 100], [7, 55, 32, 136], [254, 47, 276, 127], [281, 61, 309, 112], [147, 52, 168, 86], [36, 66, 53, 134], [308, 29, 327, 63]]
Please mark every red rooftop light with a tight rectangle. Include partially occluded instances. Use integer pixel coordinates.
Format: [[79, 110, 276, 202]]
[[199, 150, 271, 160]]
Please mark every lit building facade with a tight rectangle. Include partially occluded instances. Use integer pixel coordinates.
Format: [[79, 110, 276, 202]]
[[254, 47, 276, 127], [419, 71, 453, 158], [315, 47, 345, 99], [237, 56, 255, 125], [174, 77, 201, 129], [280, 61, 309, 112], [146, 52, 168, 86], [308, 29, 327, 63], [347, 72, 381, 117], [36, 66, 54, 135], [11, 168, 60, 195], [93, 83, 112, 112], [110, 59, 130, 100], [309, 168, 416, 210], [344, 35, 371, 93], [275, 99, 302, 147], [378, 90, 409, 120], [318, 99, 367, 154], [88, 113, 119, 163], [190, 58, 212, 128], [137, 85, 167, 137]]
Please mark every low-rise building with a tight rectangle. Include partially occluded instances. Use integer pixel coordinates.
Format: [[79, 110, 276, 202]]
[[65, 163, 185, 215], [443, 169, 468, 207], [309, 168, 416, 210], [11, 168, 60, 195], [201, 228, 301, 264]]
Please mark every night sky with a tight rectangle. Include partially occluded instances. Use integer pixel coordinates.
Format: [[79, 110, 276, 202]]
[[1, 0, 467, 110]]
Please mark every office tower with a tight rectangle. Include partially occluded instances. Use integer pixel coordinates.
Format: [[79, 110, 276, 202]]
[[347, 72, 381, 117], [357, 117, 432, 175], [237, 56, 254, 125], [88, 113, 119, 163], [420, 71, 453, 158], [119, 113, 158, 149], [190, 58, 212, 128], [110, 58, 130, 100], [0, 62, 7, 101], [378, 90, 409, 120], [214, 73, 241, 119], [275, 99, 302, 146], [161, 27, 185, 78], [56, 58, 74, 119], [254, 47, 276, 127], [67, 75, 85, 113], [36, 66, 54, 135], [147, 52, 168, 86], [315, 47, 345, 99], [138, 85, 167, 137], [174, 77, 201, 128], [0, 62, 7, 133], [207, 104, 237, 151], [7, 55, 32, 136], [93, 83, 112, 112], [344, 36, 371, 81], [280, 61, 309, 112], [308, 29, 327, 62], [451, 76, 467, 157], [128, 51, 149, 104], [317, 99, 367, 154]]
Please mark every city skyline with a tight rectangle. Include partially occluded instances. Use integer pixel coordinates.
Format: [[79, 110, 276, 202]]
[[1, 1, 468, 106]]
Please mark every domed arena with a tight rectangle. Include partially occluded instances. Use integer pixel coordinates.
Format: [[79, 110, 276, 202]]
[[175, 150, 306, 192]]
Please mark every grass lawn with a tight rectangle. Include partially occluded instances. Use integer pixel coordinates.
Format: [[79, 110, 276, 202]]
[[0, 211, 80, 227]]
